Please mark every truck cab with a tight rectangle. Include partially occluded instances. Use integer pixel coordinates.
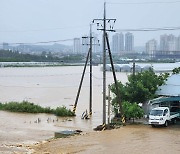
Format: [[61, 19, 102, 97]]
[[149, 107, 179, 127]]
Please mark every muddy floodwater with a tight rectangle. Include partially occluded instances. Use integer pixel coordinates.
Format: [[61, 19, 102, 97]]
[[33, 125, 180, 154], [0, 66, 129, 151], [0, 66, 179, 153]]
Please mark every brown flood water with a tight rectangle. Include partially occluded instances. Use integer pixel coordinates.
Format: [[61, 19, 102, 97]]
[[33, 125, 180, 154], [0, 66, 129, 152], [0, 66, 179, 153]]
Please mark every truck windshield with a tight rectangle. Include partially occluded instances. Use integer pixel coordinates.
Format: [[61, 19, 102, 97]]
[[150, 110, 163, 116]]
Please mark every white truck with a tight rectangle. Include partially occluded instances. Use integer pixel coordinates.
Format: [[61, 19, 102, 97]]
[[149, 107, 180, 127]]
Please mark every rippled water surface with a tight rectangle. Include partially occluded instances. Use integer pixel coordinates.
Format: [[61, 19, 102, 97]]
[[0, 66, 128, 145]]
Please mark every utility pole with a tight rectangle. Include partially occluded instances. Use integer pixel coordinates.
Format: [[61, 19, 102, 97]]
[[93, 2, 116, 125], [105, 33, 125, 125], [82, 24, 99, 116], [133, 59, 135, 76], [102, 2, 107, 125], [89, 24, 93, 116], [73, 49, 90, 113], [108, 84, 111, 127]]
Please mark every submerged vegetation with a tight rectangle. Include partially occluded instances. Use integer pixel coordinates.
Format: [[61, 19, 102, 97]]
[[0, 101, 75, 117]]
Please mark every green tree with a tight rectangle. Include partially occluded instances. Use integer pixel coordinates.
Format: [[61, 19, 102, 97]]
[[111, 69, 168, 104], [122, 101, 144, 122], [110, 69, 169, 117], [172, 67, 180, 74]]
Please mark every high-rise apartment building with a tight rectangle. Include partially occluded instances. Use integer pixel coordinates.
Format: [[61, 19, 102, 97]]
[[176, 35, 180, 51], [125, 32, 134, 52], [73, 38, 81, 53], [3, 42, 9, 50], [168, 34, 176, 51], [160, 34, 177, 51], [112, 33, 124, 53], [146, 39, 157, 58]]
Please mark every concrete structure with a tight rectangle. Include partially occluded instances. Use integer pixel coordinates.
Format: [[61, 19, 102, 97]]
[[73, 38, 81, 53], [176, 35, 180, 51], [160, 34, 178, 51], [3, 42, 9, 50], [125, 32, 134, 52], [146, 39, 157, 58], [112, 33, 124, 53]]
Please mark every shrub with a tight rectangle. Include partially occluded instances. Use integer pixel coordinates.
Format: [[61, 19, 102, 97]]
[[122, 101, 144, 122], [0, 101, 75, 117], [55, 106, 75, 117]]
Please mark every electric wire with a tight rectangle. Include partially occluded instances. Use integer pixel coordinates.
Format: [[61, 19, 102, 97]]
[[115, 26, 180, 32], [0, 38, 74, 46], [107, 0, 180, 5]]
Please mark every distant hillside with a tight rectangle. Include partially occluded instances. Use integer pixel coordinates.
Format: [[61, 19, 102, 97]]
[[0, 49, 60, 62], [15, 43, 73, 53]]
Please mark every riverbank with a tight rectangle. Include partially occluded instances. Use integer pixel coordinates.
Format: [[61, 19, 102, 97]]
[[0, 62, 85, 67], [30, 124, 180, 154]]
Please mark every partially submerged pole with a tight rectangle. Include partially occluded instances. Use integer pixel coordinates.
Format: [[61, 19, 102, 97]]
[[73, 48, 90, 113]]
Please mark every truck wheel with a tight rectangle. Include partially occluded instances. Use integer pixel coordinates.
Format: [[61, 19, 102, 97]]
[[173, 119, 177, 124], [164, 121, 168, 127], [151, 124, 156, 128]]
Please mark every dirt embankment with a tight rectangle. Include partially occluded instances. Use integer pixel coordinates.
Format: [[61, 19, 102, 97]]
[[32, 125, 180, 154]]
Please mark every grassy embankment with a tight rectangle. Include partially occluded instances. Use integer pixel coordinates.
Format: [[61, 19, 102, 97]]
[[0, 101, 75, 117]]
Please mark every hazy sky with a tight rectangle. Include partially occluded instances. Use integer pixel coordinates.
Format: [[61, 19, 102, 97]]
[[1, 0, 180, 46]]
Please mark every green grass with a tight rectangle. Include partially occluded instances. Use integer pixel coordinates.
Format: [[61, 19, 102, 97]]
[[0, 101, 75, 117]]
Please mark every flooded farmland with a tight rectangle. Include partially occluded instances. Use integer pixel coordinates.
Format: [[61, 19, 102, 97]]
[[0, 66, 179, 153]]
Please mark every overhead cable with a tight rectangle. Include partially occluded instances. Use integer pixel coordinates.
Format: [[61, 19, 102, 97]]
[[107, 0, 180, 5], [115, 26, 180, 32]]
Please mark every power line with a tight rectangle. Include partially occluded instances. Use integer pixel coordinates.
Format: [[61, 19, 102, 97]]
[[0, 38, 73, 45], [107, 0, 180, 5], [115, 26, 180, 32]]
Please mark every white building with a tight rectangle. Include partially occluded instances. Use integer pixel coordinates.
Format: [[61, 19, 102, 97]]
[[146, 39, 157, 58], [73, 38, 81, 54], [176, 35, 180, 51], [125, 32, 134, 52], [112, 33, 124, 53], [3, 42, 9, 50], [160, 34, 178, 51]]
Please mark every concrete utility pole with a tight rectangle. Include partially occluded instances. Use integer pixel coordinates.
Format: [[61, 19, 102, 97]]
[[105, 33, 125, 125], [89, 24, 93, 116], [108, 84, 111, 127], [73, 48, 90, 113], [133, 59, 135, 76], [102, 2, 107, 125], [81, 24, 99, 115], [93, 2, 116, 125]]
